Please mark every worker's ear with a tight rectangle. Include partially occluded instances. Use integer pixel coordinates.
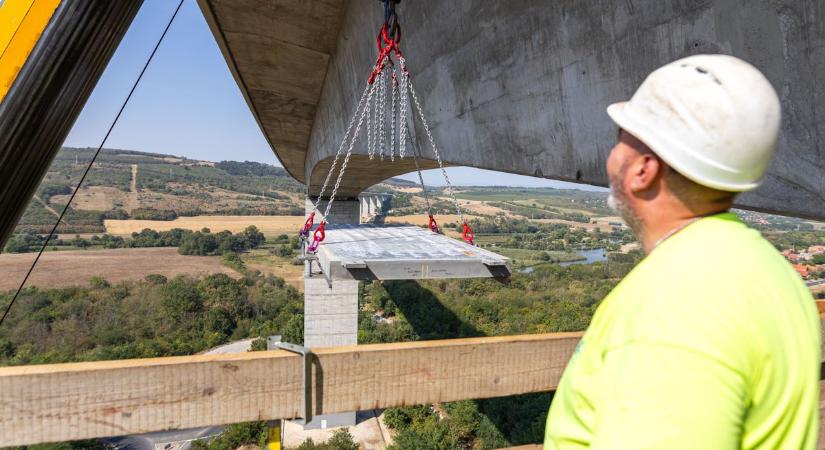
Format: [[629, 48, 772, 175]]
[[627, 153, 662, 193]]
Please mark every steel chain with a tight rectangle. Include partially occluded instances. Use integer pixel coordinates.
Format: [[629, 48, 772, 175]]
[[406, 121, 433, 217], [398, 58, 410, 159], [388, 69, 398, 162], [324, 81, 376, 220], [366, 78, 375, 159], [403, 59, 464, 223], [378, 63, 387, 160], [310, 84, 371, 214]]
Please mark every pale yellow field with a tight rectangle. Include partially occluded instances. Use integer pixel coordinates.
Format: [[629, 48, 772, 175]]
[[384, 214, 481, 238], [0, 248, 240, 290], [105, 215, 305, 236], [384, 214, 473, 226], [458, 200, 509, 216]]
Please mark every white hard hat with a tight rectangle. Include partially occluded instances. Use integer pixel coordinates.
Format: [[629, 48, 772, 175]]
[[607, 54, 781, 192]]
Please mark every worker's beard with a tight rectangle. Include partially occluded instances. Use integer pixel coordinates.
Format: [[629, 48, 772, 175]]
[[607, 169, 644, 236]]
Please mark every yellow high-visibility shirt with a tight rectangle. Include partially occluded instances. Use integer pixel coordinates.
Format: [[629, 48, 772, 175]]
[[544, 212, 820, 450]]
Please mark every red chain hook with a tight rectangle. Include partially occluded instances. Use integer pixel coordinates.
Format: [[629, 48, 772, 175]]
[[461, 222, 475, 246], [299, 211, 315, 238], [306, 221, 326, 253], [428, 214, 439, 233], [367, 22, 403, 84]]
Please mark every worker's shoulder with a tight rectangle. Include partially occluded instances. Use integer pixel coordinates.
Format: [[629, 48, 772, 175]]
[[604, 213, 811, 348], [653, 212, 791, 286]]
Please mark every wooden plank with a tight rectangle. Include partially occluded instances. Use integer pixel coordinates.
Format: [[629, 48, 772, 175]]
[[3, 308, 824, 447], [0, 333, 581, 446]]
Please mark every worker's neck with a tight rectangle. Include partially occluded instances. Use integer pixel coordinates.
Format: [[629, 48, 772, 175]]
[[636, 201, 730, 254]]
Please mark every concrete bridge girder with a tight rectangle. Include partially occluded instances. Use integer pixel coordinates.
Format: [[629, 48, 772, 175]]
[[306, 0, 825, 219], [201, 0, 825, 220]]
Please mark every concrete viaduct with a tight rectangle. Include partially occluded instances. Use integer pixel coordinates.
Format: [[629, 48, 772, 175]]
[[198, 0, 824, 221]]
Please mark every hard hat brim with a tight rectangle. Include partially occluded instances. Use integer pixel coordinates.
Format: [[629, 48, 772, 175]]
[[606, 102, 759, 192]]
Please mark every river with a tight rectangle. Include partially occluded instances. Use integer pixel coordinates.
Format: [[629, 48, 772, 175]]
[[559, 248, 607, 267], [520, 248, 607, 273]]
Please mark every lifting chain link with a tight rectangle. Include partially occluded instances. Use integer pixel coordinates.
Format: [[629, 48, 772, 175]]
[[378, 63, 388, 160], [388, 70, 398, 161], [401, 56, 465, 225], [306, 0, 475, 251], [323, 79, 376, 221], [366, 77, 375, 160], [306, 83, 370, 220], [397, 61, 410, 159]]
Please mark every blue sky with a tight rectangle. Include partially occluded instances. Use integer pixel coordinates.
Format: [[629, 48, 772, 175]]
[[64, 0, 601, 191]]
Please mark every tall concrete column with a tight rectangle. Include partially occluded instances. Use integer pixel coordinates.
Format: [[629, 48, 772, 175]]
[[302, 196, 360, 429]]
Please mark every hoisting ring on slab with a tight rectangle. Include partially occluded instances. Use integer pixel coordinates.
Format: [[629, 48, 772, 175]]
[[301, 0, 475, 253]]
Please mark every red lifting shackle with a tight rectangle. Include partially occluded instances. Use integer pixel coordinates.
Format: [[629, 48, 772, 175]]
[[461, 222, 475, 246], [300, 211, 315, 237], [428, 214, 439, 233], [307, 221, 326, 253], [367, 23, 403, 84]]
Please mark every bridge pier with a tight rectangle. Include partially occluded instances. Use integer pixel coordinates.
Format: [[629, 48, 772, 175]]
[[302, 197, 359, 429]]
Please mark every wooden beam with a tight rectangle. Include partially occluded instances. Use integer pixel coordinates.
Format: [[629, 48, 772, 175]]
[[0, 333, 581, 446], [3, 304, 823, 446]]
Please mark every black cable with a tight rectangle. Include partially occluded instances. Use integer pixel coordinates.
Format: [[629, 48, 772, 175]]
[[0, 0, 185, 328]]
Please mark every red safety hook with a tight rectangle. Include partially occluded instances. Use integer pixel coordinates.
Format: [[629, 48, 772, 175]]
[[307, 221, 326, 253], [461, 222, 475, 246], [299, 211, 315, 238], [428, 214, 439, 233]]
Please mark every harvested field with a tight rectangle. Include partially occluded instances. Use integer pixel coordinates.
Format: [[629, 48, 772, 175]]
[[384, 214, 475, 226], [393, 186, 423, 193], [104, 215, 304, 236], [243, 251, 304, 292], [458, 200, 509, 216], [0, 248, 240, 290], [384, 214, 480, 239], [51, 185, 291, 214], [51, 186, 138, 212]]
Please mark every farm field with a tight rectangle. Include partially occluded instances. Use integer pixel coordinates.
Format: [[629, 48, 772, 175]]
[[382, 214, 479, 238], [104, 215, 304, 236], [242, 249, 304, 292], [0, 247, 240, 290]]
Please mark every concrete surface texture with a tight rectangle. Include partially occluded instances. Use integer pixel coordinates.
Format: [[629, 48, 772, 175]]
[[302, 275, 359, 429], [306, 197, 362, 225], [202, 0, 824, 220], [197, 0, 348, 183], [303, 276, 359, 348]]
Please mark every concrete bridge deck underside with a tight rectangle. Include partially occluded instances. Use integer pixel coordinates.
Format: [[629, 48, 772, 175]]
[[200, 0, 825, 220]]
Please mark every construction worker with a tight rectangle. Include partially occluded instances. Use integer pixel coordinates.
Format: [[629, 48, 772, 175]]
[[544, 55, 820, 449]]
